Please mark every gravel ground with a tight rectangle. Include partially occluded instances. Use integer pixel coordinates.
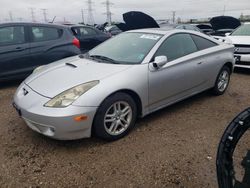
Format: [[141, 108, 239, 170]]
[[0, 69, 249, 188]]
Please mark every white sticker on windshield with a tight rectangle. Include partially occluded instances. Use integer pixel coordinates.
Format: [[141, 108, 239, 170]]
[[140, 34, 160, 40]]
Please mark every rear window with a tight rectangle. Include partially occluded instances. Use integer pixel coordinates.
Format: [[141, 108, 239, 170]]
[[191, 34, 217, 51], [71, 27, 97, 37], [31, 26, 63, 42], [0, 26, 25, 46]]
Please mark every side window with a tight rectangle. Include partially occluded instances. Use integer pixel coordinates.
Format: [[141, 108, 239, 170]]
[[155, 34, 198, 62], [176, 25, 184, 30], [31, 27, 62, 42], [0, 26, 25, 46], [191, 34, 217, 51]]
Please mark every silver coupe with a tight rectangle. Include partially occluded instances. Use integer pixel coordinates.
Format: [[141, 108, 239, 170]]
[[13, 29, 235, 141]]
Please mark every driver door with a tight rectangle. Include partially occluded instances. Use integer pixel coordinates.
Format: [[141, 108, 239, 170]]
[[148, 33, 206, 111]]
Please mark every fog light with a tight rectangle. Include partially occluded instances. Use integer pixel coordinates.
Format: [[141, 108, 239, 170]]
[[43, 127, 55, 137]]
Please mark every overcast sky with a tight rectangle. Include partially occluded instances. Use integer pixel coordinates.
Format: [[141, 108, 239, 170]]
[[0, 0, 250, 24]]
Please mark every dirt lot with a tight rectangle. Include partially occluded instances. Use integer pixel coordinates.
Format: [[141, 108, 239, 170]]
[[0, 69, 249, 188]]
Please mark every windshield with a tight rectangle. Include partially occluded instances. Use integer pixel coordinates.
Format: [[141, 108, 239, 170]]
[[88, 32, 162, 64], [231, 24, 250, 36]]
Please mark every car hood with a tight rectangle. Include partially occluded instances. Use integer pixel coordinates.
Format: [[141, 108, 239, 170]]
[[115, 11, 159, 32], [25, 56, 132, 98], [226, 36, 250, 45], [210, 16, 241, 30]]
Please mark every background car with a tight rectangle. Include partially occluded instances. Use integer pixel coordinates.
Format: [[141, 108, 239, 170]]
[[0, 22, 81, 81], [209, 16, 241, 37], [104, 25, 122, 36], [70, 25, 110, 53], [196, 24, 214, 34], [224, 23, 250, 69], [13, 29, 235, 141]]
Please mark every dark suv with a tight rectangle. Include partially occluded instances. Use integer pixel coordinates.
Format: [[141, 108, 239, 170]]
[[70, 25, 110, 53], [0, 22, 81, 81]]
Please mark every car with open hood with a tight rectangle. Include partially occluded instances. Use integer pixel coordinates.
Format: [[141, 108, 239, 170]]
[[13, 28, 235, 141], [210, 16, 241, 37]]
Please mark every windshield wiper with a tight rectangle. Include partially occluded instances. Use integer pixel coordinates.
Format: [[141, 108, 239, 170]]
[[89, 55, 119, 64]]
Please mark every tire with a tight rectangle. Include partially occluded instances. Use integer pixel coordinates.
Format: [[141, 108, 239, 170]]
[[212, 66, 231, 96], [92, 92, 137, 141]]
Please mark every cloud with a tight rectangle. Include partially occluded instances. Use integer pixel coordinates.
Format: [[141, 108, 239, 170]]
[[0, 0, 249, 24]]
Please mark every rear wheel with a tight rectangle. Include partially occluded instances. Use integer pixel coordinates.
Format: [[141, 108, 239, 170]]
[[212, 66, 231, 95], [93, 93, 137, 141]]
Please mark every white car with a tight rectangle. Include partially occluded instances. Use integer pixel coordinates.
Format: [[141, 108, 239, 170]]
[[223, 24, 250, 69]]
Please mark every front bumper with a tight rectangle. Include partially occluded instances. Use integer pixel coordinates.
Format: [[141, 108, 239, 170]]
[[13, 82, 98, 140], [234, 54, 250, 69]]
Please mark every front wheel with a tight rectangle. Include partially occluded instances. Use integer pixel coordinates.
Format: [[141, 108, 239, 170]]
[[93, 93, 137, 141], [212, 66, 231, 95]]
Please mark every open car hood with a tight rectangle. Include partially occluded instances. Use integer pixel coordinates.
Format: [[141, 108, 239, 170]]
[[210, 16, 241, 31], [115, 11, 159, 31]]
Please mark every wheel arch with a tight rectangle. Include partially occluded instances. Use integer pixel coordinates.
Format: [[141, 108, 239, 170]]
[[91, 89, 143, 138], [223, 62, 234, 74]]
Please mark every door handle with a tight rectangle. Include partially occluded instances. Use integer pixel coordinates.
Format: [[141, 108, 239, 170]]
[[15, 47, 25, 51]]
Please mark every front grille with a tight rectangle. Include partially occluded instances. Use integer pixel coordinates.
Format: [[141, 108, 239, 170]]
[[235, 61, 250, 66], [234, 44, 250, 48], [234, 44, 250, 54]]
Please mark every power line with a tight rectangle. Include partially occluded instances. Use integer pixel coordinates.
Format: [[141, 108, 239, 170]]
[[81, 9, 85, 24], [86, 0, 95, 25], [41, 8, 48, 23], [9, 11, 13, 22], [172, 11, 176, 23], [29, 7, 36, 22], [102, 0, 113, 25]]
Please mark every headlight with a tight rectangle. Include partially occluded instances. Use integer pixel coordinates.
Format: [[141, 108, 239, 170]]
[[33, 65, 45, 73], [44, 81, 99, 108]]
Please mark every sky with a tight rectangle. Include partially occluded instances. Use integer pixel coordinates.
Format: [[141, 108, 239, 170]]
[[0, 0, 250, 24]]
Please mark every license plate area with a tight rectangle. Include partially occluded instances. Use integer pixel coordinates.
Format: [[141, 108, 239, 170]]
[[234, 55, 241, 62]]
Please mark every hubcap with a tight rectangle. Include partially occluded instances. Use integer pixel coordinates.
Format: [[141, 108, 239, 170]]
[[218, 70, 229, 92], [104, 101, 132, 136]]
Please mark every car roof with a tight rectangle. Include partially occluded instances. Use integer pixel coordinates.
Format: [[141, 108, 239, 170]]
[[126, 28, 185, 35], [127, 28, 221, 44], [0, 22, 68, 29]]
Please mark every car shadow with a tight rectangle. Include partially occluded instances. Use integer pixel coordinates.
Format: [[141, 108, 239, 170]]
[[234, 67, 250, 75], [0, 79, 23, 89], [136, 91, 210, 128]]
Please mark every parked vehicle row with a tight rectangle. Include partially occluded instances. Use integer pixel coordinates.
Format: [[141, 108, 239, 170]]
[[0, 22, 110, 81], [13, 29, 235, 141]]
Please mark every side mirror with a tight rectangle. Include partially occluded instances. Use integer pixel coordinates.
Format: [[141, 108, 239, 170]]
[[153, 56, 168, 69], [225, 33, 230, 36]]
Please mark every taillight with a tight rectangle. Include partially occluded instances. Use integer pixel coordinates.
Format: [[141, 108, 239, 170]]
[[72, 37, 80, 49]]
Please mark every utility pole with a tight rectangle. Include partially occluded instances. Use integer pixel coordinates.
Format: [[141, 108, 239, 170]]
[[41, 8, 48, 22], [29, 7, 36, 22], [172, 11, 176, 24], [81, 9, 85, 24], [9, 11, 13, 22], [86, 0, 95, 25], [102, 0, 113, 25], [223, 5, 226, 15]]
